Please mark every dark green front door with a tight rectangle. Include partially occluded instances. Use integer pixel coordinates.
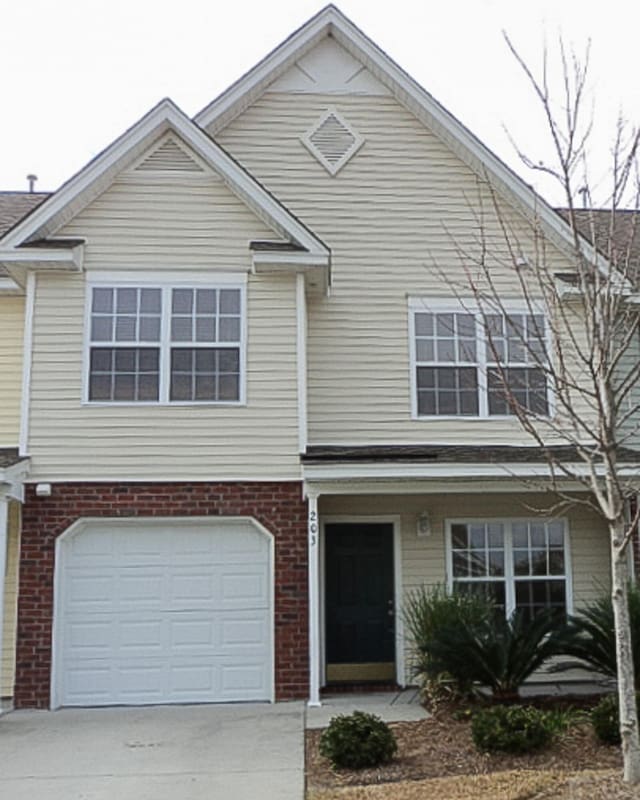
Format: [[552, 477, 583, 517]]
[[325, 523, 395, 682]]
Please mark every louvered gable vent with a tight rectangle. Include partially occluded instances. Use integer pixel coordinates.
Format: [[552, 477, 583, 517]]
[[135, 137, 204, 172], [302, 108, 364, 175]]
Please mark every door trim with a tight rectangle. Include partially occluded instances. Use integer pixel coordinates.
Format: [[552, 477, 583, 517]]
[[320, 515, 404, 687], [51, 515, 276, 709]]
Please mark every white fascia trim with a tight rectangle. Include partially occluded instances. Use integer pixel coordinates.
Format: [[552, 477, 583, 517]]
[[1, 99, 329, 263], [0, 460, 30, 502], [302, 462, 640, 481], [252, 252, 330, 268], [194, 6, 604, 275], [0, 247, 82, 268], [303, 478, 586, 496]]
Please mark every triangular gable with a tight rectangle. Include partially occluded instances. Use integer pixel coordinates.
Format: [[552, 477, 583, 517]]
[[0, 99, 330, 281], [194, 4, 605, 273]]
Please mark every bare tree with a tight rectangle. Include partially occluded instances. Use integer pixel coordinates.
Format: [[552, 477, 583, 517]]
[[454, 37, 640, 782]]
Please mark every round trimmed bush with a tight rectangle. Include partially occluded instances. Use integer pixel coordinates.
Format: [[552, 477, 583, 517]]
[[319, 710, 397, 769], [471, 705, 556, 754], [591, 694, 622, 744]]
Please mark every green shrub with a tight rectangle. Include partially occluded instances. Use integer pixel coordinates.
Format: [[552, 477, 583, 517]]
[[319, 711, 397, 769], [557, 584, 640, 687], [471, 705, 558, 753], [421, 607, 566, 702], [591, 694, 621, 744], [589, 693, 640, 745], [403, 585, 493, 698]]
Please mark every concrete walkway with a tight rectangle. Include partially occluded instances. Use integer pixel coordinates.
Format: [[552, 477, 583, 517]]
[[306, 688, 429, 729], [0, 702, 305, 800]]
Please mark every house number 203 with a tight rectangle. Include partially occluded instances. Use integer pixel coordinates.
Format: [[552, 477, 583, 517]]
[[309, 509, 318, 547]]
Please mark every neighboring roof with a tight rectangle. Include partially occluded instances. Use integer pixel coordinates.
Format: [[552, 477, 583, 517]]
[[0, 192, 50, 238], [194, 5, 603, 271], [0, 192, 51, 278], [302, 444, 640, 464], [0, 447, 27, 469], [557, 208, 640, 285]]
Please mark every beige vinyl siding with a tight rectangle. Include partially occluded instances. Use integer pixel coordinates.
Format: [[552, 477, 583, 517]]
[[1, 501, 20, 699], [320, 492, 610, 684], [27, 141, 301, 482], [216, 93, 573, 446], [0, 296, 24, 446]]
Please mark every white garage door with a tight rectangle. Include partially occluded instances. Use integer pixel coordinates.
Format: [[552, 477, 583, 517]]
[[53, 518, 273, 707]]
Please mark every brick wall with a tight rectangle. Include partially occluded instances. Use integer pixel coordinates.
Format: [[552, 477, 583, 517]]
[[15, 481, 309, 708]]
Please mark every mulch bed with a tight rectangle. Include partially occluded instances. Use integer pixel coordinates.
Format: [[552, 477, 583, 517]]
[[305, 698, 630, 798]]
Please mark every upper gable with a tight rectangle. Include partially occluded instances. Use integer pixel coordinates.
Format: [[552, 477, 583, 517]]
[[58, 132, 276, 272], [267, 37, 390, 96]]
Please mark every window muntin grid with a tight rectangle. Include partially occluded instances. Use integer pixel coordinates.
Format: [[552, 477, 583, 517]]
[[87, 284, 243, 404], [449, 519, 568, 621], [411, 304, 549, 418]]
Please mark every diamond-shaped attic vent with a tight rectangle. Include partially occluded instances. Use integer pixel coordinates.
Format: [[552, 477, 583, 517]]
[[302, 108, 364, 176]]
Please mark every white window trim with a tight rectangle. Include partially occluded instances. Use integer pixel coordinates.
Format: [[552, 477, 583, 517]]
[[444, 517, 573, 618], [408, 297, 553, 421], [83, 272, 247, 406]]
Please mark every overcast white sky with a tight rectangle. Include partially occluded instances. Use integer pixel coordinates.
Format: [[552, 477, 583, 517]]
[[2, 0, 639, 206]]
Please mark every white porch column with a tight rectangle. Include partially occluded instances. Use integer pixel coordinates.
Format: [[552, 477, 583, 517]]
[[307, 489, 321, 706], [0, 495, 8, 713]]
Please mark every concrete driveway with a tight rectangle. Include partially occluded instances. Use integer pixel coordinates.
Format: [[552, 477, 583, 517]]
[[0, 702, 305, 800]]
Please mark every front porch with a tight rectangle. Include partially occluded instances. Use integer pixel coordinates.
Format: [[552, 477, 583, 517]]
[[303, 449, 617, 705]]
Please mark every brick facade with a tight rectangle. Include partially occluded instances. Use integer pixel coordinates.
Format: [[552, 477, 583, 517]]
[[15, 481, 309, 708]]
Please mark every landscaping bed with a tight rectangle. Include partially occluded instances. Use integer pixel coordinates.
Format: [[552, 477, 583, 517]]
[[305, 702, 635, 800]]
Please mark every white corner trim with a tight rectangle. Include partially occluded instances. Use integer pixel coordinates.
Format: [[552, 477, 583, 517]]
[[296, 274, 308, 455], [19, 271, 36, 456]]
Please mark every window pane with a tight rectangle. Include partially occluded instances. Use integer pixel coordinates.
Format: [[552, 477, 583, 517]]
[[138, 374, 159, 401], [92, 288, 113, 313], [469, 524, 486, 549], [530, 549, 548, 576], [91, 316, 113, 342], [139, 316, 161, 342], [452, 552, 469, 577], [436, 314, 454, 337], [116, 288, 137, 313], [416, 367, 435, 389], [115, 316, 136, 342], [548, 522, 564, 547], [512, 523, 528, 548], [548, 549, 565, 575], [89, 374, 112, 401], [530, 523, 546, 548], [417, 391, 436, 415], [170, 347, 240, 402], [114, 374, 135, 401], [436, 339, 456, 362], [451, 524, 468, 548], [196, 317, 216, 342], [416, 340, 434, 361], [219, 317, 241, 342], [219, 289, 240, 314], [219, 349, 240, 372], [90, 349, 112, 372], [218, 374, 240, 401], [172, 289, 193, 314], [196, 289, 217, 314], [171, 316, 192, 342], [488, 550, 504, 576], [414, 313, 433, 336], [114, 349, 136, 372], [513, 549, 530, 576], [487, 524, 503, 548], [140, 288, 161, 313]]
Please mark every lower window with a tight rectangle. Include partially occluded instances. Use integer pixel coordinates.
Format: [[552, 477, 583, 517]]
[[447, 519, 569, 621]]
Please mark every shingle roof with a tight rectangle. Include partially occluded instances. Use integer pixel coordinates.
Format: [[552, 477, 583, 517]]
[[302, 444, 640, 464], [0, 447, 26, 469], [0, 191, 51, 278], [556, 208, 640, 284], [0, 192, 50, 238]]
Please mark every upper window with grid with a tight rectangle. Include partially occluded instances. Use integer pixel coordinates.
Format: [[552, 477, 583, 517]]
[[87, 284, 243, 405], [412, 304, 549, 418]]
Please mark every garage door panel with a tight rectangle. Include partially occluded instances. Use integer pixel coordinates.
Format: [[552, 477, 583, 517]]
[[56, 519, 273, 706]]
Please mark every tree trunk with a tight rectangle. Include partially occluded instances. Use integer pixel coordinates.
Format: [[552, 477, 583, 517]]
[[611, 521, 640, 783]]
